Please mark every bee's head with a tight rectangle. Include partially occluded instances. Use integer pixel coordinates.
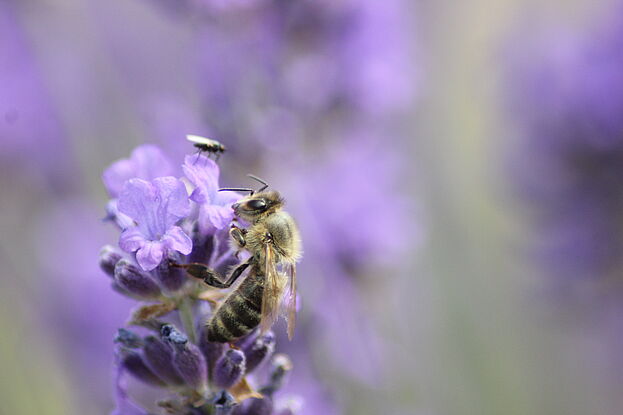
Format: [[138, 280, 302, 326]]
[[232, 191, 284, 222]]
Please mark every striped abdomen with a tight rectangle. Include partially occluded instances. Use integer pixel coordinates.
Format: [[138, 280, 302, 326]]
[[207, 269, 263, 343]]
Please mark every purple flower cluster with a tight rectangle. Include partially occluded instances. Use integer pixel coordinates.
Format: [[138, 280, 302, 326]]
[[505, 8, 623, 289], [100, 145, 299, 415]]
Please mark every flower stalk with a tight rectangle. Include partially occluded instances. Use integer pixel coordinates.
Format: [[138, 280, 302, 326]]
[[178, 296, 197, 345]]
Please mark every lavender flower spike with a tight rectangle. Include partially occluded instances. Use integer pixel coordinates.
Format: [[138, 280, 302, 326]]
[[101, 144, 302, 413], [183, 154, 240, 233], [118, 177, 192, 271]]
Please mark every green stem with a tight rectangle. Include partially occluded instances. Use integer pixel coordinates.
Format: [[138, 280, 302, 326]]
[[178, 297, 197, 344]]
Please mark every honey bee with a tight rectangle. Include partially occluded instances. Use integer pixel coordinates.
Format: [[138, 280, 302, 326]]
[[186, 134, 226, 160], [175, 176, 301, 343]]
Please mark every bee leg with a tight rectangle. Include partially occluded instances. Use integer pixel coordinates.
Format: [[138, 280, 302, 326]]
[[230, 225, 247, 259], [172, 263, 230, 288], [230, 225, 247, 249], [218, 259, 253, 288], [173, 259, 253, 289]]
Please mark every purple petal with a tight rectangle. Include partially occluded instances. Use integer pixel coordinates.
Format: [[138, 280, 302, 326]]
[[198, 204, 235, 233], [103, 159, 136, 199], [183, 154, 220, 204], [119, 227, 145, 253], [136, 241, 165, 271], [102, 144, 172, 199], [106, 199, 135, 229], [131, 144, 173, 180], [118, 177, 190, 239], [118, 179, 155, 222], [162, 226, 193, 255], [189, 187, 208, 204], [215, 190, 242, 206], [151, 177, 191, 227]]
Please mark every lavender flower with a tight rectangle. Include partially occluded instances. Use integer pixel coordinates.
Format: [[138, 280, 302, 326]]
[[103, 144, 174, 198], [102, 145, 299, 415], [103, 144, 175, 229], [183, 154, 240, 233], [118, 177, 192, 271]]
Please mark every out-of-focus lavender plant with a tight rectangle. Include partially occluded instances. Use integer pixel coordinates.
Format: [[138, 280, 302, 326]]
[[505, 8, 623, 296], [0, 2, 74, 189], [36, 199, 137, 411], [101, 145, 297, 415]]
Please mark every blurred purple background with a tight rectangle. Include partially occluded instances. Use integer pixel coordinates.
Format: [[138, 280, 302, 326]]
[[3, 0, 623, 414]]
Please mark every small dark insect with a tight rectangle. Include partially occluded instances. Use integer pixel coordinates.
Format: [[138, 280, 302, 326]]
[[173, 176, 301, 343], [186, 134, 226, 160]]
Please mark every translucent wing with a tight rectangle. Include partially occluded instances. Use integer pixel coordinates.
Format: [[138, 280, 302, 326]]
[[260, 242, 281, 334], [285, 263, 297, 340], [186, 134, 212, 145]]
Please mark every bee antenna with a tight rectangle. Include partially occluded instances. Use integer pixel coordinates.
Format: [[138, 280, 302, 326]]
[[219, 187, 255, 195], [247, 174, 269, 192]]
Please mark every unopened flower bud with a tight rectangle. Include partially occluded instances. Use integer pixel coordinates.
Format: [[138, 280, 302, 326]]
[[162, 325, 207, 391], [232, 397, 273, 415], [214, 348, 245, 389], [198, 324, 226, 381], [242, 331, 275, 374], [152, 253, 186, 293], [213, 390, 236, 415], [171, 342, 208, 391], [260, 354, 293, 396], [114, 328, 143, 349], [119, 349, 166, 387], [114, 259, 162, 299], [160, 324, 188, 345], [142, 336, 184, 386], [99, 245, 123, 277]]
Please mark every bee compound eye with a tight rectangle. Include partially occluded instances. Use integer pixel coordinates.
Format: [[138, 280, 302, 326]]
[[247, 199, 267, 210]]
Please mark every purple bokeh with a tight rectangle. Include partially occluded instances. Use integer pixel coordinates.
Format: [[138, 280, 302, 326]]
[[505, 7, 623, 291]]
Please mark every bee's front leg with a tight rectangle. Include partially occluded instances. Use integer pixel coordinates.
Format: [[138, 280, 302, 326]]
[[229, 224, 247, 258], [171, 259, 252, 289], [170, 262, 229, 288]]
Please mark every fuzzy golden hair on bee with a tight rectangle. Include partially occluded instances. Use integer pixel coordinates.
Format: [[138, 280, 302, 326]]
[[176, 175, 301, 342]]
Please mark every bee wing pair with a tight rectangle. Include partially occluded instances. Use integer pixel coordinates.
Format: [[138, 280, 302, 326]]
[[260, 244, 297, 340]]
